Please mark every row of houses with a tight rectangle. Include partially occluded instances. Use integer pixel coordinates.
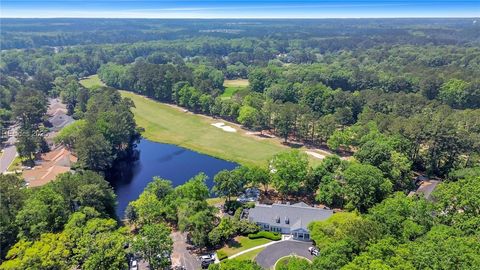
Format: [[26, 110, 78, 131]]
[[22, 98, 76, 187]]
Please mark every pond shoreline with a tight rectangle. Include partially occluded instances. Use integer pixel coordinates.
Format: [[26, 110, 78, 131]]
[[109, 138, 238, 218]]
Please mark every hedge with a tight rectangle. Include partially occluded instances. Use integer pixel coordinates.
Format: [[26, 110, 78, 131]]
[[248, 231, 282, 241], [217, 250, 228, 261]]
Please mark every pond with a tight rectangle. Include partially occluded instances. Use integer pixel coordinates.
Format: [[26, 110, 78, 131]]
[[110, 139, 238, 218]]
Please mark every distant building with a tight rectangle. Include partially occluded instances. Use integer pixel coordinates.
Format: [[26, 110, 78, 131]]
[[409, 179, 441, 200], [245, 202, 333, 241], [23, 146, 77, 187]]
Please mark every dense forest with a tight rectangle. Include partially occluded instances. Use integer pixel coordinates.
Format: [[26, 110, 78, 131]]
[[1, 19, 479, 269]]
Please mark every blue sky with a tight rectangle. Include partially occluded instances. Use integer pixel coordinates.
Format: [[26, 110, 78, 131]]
[[1, 1, 479, 18]]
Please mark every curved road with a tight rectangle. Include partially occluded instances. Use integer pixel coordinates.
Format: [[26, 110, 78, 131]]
[[255, 240, 314, 269]]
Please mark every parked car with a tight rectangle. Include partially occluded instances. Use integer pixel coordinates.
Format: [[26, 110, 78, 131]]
[[237, 188, 260, 203], [308, 246, 319, 256], [200, 254, 215, 262], [201, 260, 213, 269], [200, 254, 215, 269], [173, 266, 187, 270], [130, 260, 138, 270]]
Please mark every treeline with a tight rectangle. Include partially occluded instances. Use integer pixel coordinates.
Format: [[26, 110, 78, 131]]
[[305, 172, 480, 270], [55, 86, 140, 172], [209, 155, 480, 270], [98, 54, 480, 177], [1, 68, 140, 172], [0, 171, 177, 270], [0, 172, 126, 269], [2, 19, 478, 49]]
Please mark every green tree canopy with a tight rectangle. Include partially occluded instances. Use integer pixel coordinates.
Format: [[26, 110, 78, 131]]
[[342, 163, 392, 212], [132, 223, 173, 270], [270, 150, 309, 196]]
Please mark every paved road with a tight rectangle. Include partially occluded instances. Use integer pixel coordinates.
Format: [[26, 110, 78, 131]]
[[255, 240, 314, 269], [0, 128, 18, 173], [171, 231, 201, 270]]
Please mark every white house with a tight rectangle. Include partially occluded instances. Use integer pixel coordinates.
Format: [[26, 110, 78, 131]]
[[245, 202, 333, 240]]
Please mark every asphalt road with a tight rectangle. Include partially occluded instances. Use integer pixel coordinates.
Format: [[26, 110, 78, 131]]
[[256, 240, 314, 269], [171, 231, 201, 270], [0, 131, 17, 173]]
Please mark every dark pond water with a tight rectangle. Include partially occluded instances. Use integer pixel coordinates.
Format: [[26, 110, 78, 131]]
[[110, 139, 238, 218]]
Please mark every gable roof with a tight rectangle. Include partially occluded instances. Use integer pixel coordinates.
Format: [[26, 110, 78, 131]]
[[248, 203, 333, 231], [23, 146, 77, 187]]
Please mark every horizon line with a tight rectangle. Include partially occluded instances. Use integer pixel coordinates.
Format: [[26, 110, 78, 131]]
[[2, 16, 478, 19]]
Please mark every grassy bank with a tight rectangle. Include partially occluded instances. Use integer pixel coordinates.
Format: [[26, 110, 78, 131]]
[[79, 75, 105, 88], [120, 90, 291, 166], [81, 75, 321, 166], [221, 79, 250, 99]]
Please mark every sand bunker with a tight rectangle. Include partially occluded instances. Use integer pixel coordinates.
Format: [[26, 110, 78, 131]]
[[306, 151, 326, 159], [211, 122, 237, 133]]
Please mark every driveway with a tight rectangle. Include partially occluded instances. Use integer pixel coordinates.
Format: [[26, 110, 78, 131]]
[[171, 231, 201, 270], [255, 240, 314, 269], [1, 127, 18, 173]]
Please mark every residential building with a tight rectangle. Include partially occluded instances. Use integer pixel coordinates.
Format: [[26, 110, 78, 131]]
[[245, 202, 333, 240]]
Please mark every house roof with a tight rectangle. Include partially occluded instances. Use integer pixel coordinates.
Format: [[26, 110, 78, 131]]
[[23, 146, 77, 187], [248, 203, 333, 232], [415, 180, 440, 200], [49, 113, 74, 131]]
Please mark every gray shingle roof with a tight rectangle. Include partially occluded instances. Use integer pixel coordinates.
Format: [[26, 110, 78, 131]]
[[248, 203, 333, 231]]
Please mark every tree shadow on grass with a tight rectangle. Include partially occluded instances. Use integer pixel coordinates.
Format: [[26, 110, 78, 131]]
[[225, 239, 241, 249], [281, 141, 303, 148]]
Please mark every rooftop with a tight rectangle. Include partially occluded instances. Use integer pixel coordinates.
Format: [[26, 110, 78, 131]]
[[23, 146, 77, 187], [414, 180, 441, 200], [247, 202, 333, 231]]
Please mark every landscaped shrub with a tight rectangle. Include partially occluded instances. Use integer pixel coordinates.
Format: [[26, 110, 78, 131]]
[[224, 201, 242, 213], [217, 250, 228, 261], [237, 220, 260, 235], [248, 231, 282, 241], [244, 202, 256, 209]]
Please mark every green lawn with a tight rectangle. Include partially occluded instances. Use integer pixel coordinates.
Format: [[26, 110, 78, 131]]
[[275, 256, 311, 270], [234, 247, 266, 261], [218, 236, 272, 257], [220, 86, 242, 99], [206, 197, 226, 206], [8, 156, 23, 171], [119, 91, 294, 166], [80, 75, 320, 166], [224, 79, 249, 88], [221, 79, 250, 100], [79, 75, 105, 89]]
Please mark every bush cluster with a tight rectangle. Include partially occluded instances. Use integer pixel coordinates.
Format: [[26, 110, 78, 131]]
[[248, 231, 282, 241]]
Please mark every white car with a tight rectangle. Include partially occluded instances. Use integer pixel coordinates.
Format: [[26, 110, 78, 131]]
[[308, 247, 319, 256], [130, 260, 138, 270], [200, 254, 215, 262]]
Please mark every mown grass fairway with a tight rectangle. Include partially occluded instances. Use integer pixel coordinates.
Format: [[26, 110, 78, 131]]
[[80, 75, 321, 166], [79, 75, 105, 88], [221, 79, 250, 99], [119, 91, 291, 166], [224, 79, 249, 87]]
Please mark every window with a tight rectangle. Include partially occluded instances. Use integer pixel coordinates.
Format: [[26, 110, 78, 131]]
[[275, 216, 280, 223], [285, 217, 289, 224]]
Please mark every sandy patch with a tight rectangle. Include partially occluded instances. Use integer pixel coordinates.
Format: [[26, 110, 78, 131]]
[[212, 122, 237, 133], [305, 151, 326, 160]]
